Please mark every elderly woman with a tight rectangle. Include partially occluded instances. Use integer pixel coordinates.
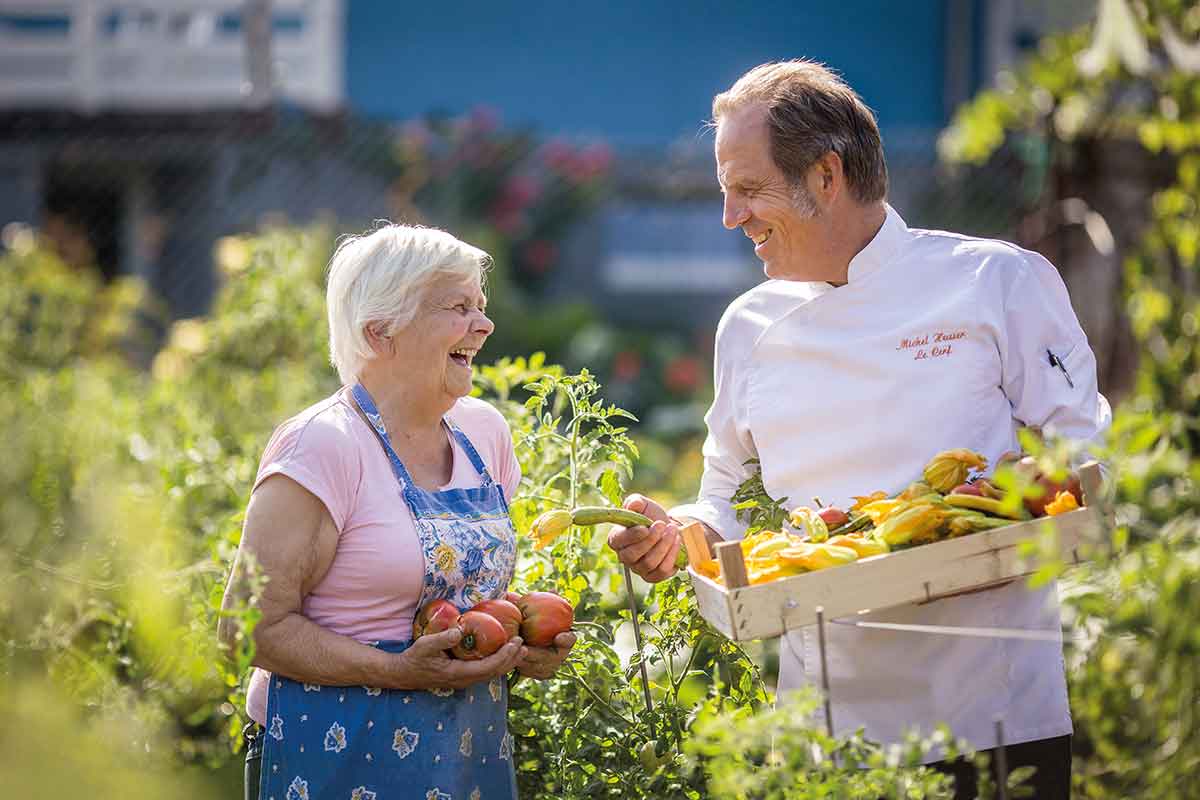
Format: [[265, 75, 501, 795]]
[[219, 224, 575, 800]]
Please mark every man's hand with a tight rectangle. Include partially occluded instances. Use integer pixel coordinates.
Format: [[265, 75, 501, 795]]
[[517, 631, 577, 679], [607, 494, 681, 583]]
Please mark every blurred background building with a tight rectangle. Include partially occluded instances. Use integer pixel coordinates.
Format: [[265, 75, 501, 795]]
[[0, 0, 1092, 341]]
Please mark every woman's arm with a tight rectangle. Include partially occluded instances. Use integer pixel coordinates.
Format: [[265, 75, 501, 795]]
[[218, 474, 524, 690]]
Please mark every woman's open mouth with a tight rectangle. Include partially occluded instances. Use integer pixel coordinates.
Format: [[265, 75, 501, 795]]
[[449, 347, 477, 368]]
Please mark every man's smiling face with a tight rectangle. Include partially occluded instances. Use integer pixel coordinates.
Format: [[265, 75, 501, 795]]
[[715, 103, 822, 280]]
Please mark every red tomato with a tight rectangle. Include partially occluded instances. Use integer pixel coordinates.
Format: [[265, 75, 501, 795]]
[[451, 611, 508, 660], [413, 599, 459, 639], [515, 591, 574, 647], [817, 507, 849, 528], [1025, 473, 1084, 517], [505, 591, 523, 605], [472, 598, 522, 640]]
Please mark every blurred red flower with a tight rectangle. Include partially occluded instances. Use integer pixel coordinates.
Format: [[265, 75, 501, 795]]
[[612, 349, 642, 382], [521, 239, 558, 274], [664, 354, 702, 394]]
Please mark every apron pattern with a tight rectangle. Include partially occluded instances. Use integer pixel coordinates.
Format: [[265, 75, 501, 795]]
[[261, 642, 515, 800]]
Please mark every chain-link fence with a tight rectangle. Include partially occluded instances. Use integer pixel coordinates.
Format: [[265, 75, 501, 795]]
[[0, 111, 1034, 317], [7, 1, 1122, 422]]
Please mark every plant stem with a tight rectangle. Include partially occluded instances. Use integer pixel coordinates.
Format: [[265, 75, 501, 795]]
[[672, 634, 704, 694], [565, 664, 637, 728], [567, 386, 579, 511], [643, 620, 677, 688]]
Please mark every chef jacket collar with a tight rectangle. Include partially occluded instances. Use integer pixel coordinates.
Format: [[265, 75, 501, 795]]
[[843, 203, 911, 285]]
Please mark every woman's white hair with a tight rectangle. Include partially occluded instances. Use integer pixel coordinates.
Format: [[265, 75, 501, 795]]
[[326, 223, 491, 384]]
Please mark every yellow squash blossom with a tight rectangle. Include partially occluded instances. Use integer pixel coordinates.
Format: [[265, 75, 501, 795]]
[[1045, 491, 1080, 516]]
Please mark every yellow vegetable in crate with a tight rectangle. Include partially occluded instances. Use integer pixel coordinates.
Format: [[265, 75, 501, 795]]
[[748, 562, 805, 585], [740, 530, 782, 550], [850, 491, 888, 512], [873, 504, 948, 547], [859, 498, 909, 526], [1045, 490, 1080, 516], [776, 542, 859, 571], [943, 510, 1015, 537], [897, 480, 938, 502], [788, 507, 830, 542], [827, 534, 890, 558], [943, 493, 1029, 520], [922, 449, 988, 493], [747, 535, 797, 560]]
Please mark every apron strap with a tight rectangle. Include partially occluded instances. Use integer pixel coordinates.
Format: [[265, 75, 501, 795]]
[[352, 383, 499, 492], [350, 383, 417, 492], [446, 423, 497, 488]]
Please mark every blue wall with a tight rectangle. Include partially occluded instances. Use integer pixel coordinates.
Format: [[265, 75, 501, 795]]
[[345, 1, 948, 148]]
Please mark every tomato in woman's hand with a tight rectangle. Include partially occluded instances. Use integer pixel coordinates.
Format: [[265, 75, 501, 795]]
[[471, 598, 522, 640], [414, 599, 459, 639], [451, 611, 509, 660], [515, 591, 574, 647]]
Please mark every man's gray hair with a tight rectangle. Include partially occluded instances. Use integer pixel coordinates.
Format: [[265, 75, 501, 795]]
[[713, 60, 888, 205], [326, 223, 491, 384]]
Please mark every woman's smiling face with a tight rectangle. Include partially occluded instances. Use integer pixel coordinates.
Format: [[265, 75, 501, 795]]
[[393, 275, 494, 403]]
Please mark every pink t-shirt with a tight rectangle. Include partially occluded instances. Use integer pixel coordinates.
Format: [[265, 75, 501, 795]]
[[245, 386, 521, 723]]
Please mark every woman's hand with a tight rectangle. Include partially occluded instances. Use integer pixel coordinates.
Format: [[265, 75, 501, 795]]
[[393, 628, 526, 691], [516, 631, 576, 680]]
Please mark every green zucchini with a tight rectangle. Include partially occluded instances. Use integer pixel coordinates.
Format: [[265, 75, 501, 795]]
[[570, 506, 653, 528]]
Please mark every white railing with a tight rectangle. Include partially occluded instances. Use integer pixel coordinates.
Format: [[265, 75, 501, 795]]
[[0, 0, 343, 112]]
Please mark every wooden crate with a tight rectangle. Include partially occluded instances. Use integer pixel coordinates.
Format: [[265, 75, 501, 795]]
[[685, 463, 1104, 642]]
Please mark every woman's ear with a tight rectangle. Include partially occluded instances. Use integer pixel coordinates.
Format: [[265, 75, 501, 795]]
[[364, 323, 394, 356]]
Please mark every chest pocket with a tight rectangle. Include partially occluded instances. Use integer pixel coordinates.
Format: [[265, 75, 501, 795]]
[[1045, 341, 1082, 391]]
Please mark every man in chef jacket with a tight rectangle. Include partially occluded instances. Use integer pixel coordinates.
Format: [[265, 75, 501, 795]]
[[608, 60, 1109, 799]]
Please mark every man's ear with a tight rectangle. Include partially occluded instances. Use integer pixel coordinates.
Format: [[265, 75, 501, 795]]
[[809, 150, 844, 203]]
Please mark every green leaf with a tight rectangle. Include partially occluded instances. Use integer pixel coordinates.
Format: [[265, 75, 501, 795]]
[[599, 469, 624, 507]]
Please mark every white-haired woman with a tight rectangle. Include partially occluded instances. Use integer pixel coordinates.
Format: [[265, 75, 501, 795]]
[[219, 224, 575, 800]]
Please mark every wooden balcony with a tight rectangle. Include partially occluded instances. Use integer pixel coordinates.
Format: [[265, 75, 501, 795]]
[[0, 0, 343, 112]]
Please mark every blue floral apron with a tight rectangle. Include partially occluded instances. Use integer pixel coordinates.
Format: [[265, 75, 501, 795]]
[[258, 384, 519, 800]]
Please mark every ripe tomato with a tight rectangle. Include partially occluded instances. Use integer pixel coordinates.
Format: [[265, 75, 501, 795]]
[[451, 611, 508, 660], [817, 507, 849, 528], [413, 599, 459, 639], [471, 598, 522, 640], [1025, 473, 1084, 517], [515, 591, 574, 647]]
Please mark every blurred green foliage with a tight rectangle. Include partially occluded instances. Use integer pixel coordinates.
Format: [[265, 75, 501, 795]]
[[935, 2, 1200, 794]]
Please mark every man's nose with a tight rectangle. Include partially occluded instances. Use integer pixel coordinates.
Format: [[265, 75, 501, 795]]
[[722, 195, 747, 230]]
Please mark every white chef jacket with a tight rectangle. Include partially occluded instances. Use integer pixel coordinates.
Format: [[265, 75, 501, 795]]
[[672, 204, 1111, 757]]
